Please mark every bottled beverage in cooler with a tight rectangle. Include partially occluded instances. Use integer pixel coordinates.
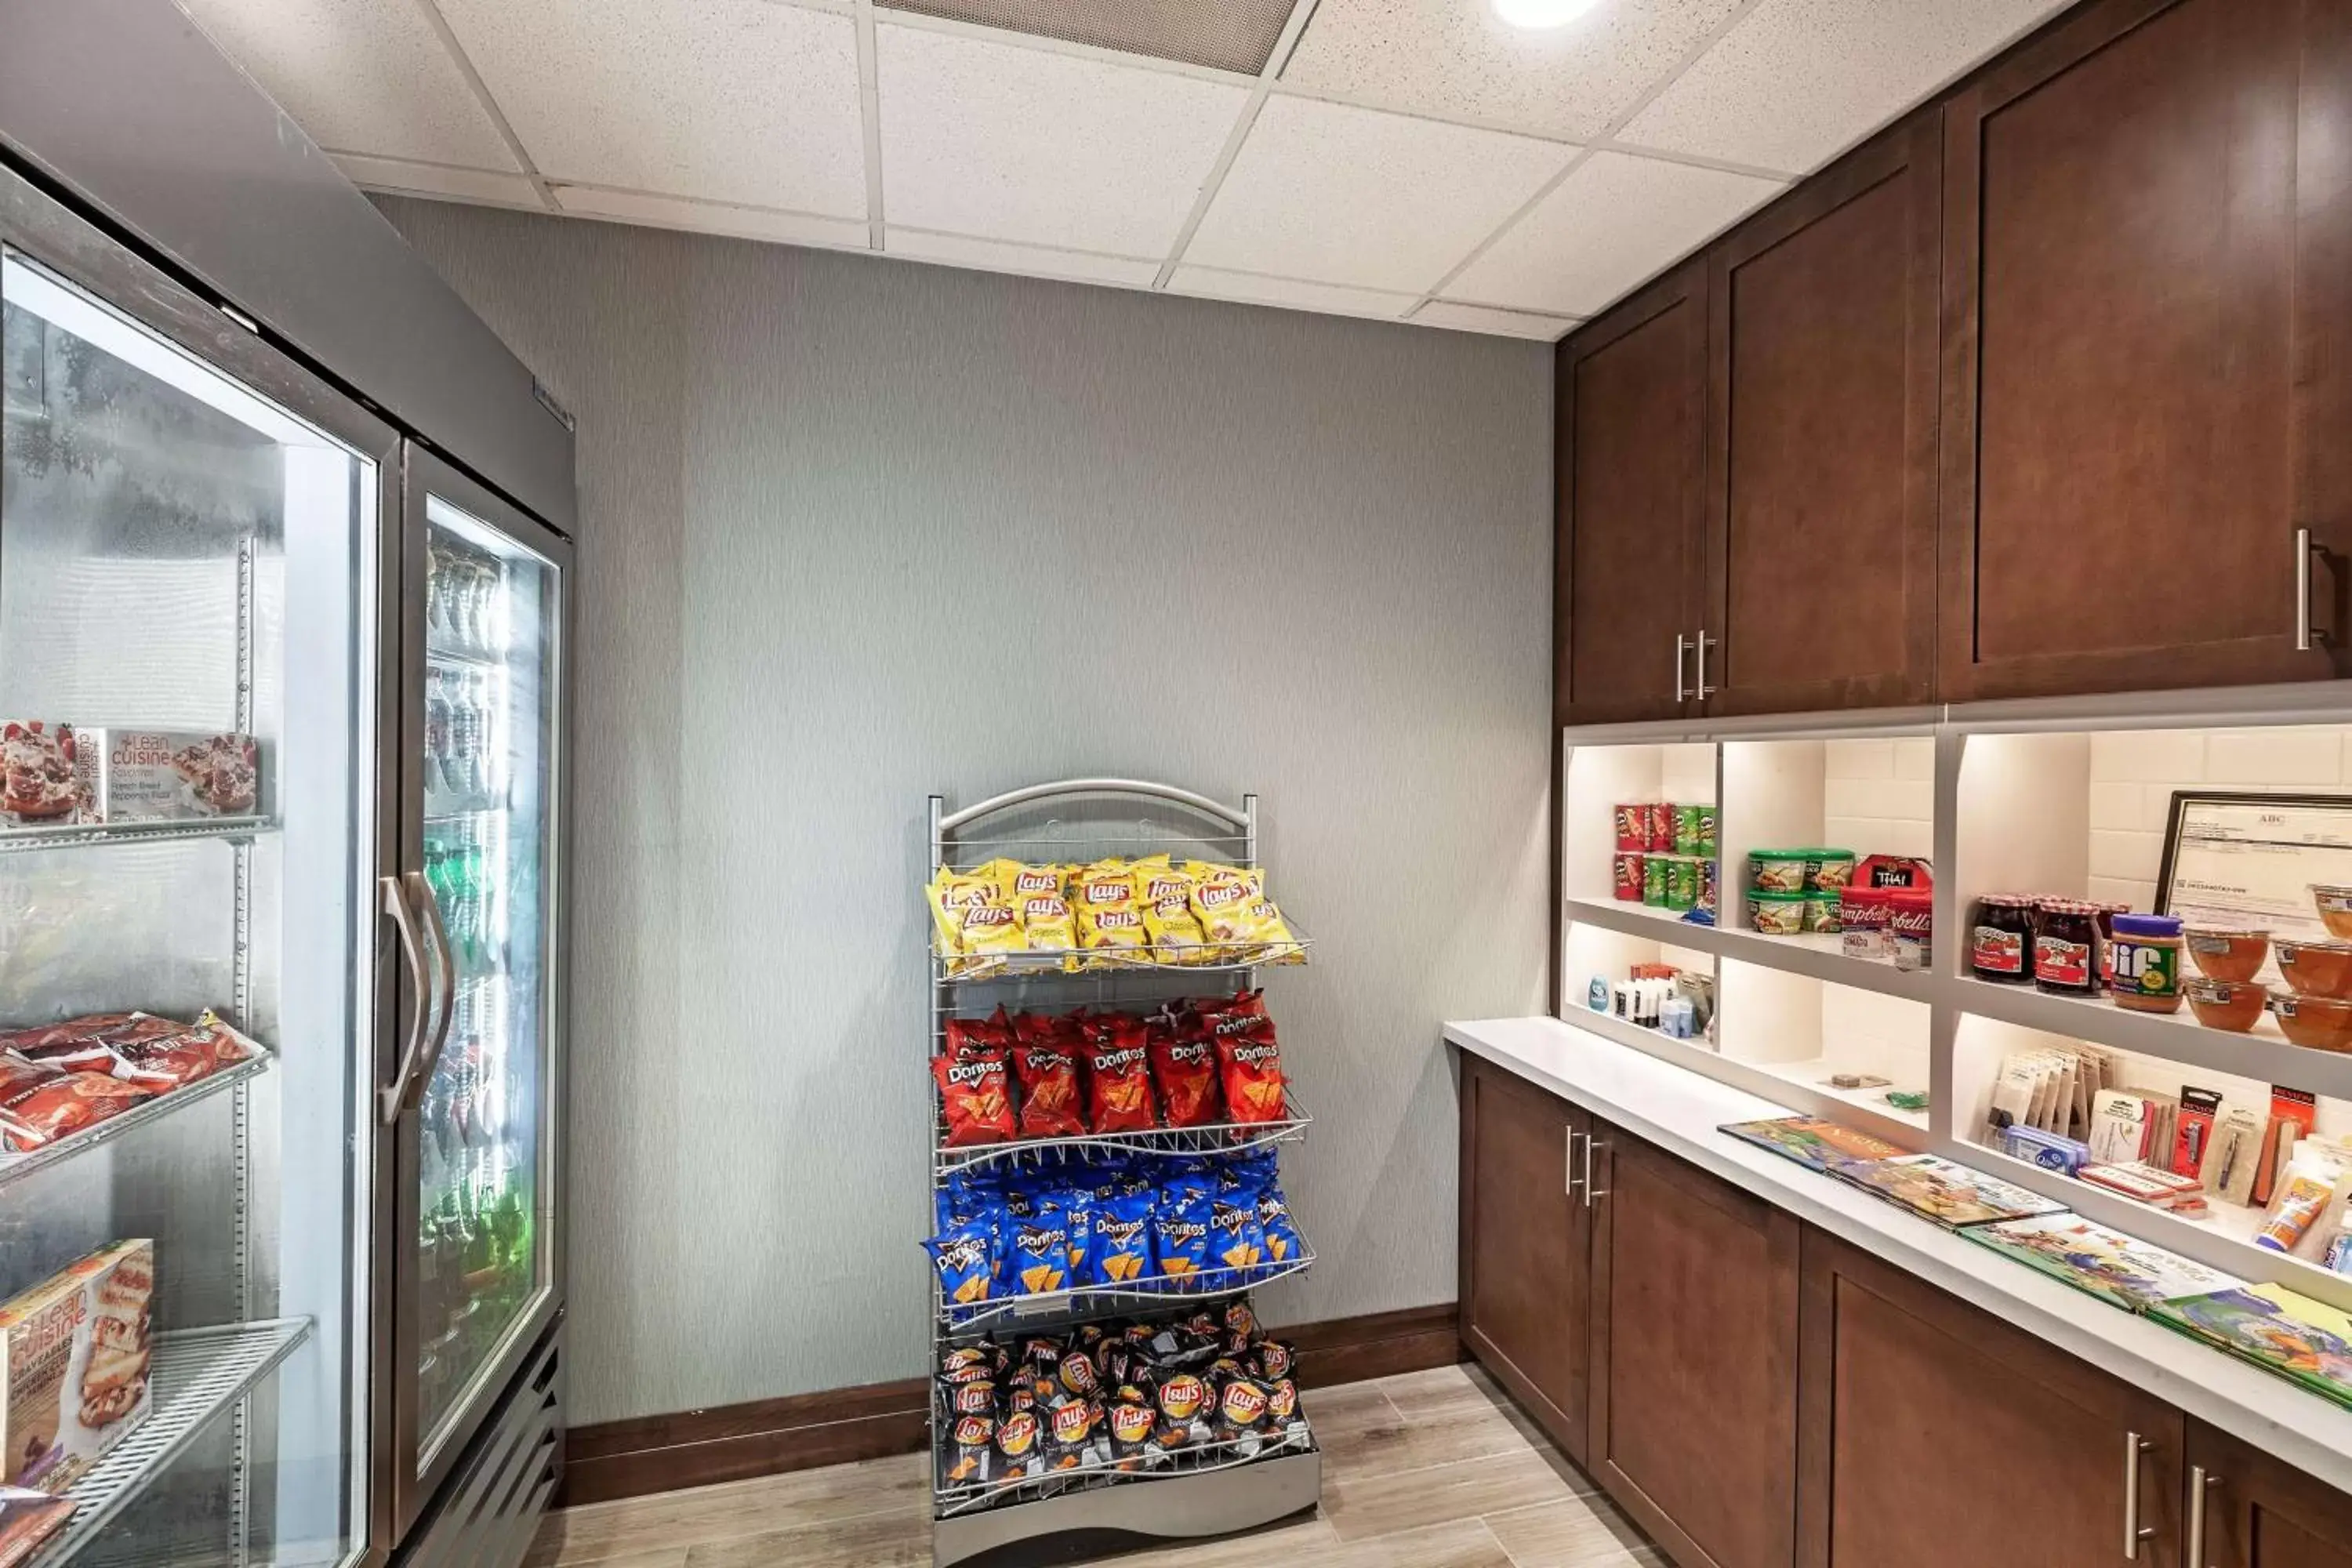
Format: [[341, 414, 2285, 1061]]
[[425, 666, 452, 803]]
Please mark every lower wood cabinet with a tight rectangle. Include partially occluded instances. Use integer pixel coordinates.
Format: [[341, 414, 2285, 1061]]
[[1797, 1229, 2185, 1566], [2192, 1421, 2352, 1568], [1457, 1053, 1591, 1463], [1453, 1065, 2352, 1568], [1590, 1123, 1800, 1568]]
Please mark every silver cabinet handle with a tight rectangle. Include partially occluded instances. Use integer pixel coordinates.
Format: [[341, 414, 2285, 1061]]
[[1673, 633, 1690, 703], [2188, 1464, 2216, 1568], [1565, 1127, 1584, 1197], [1584, 1138, 1607, 1208], [1696, 630, 1716, 700], [2297, 526, 2323, 651], [405, 868, 459, 1116], [378, 874, 430, 1126], [2123, 1432, 2154, 1559]]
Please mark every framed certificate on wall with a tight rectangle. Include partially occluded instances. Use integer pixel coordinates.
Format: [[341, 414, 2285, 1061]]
[[2154, 792, 2352, 942]]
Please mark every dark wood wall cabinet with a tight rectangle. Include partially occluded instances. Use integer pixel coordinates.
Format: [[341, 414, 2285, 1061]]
[[1552, 0, 2352, 719], [1454, 1057, 2352, 1568]]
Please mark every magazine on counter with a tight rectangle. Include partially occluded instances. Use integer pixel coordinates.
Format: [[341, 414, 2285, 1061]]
[[1962, 1214, 2245, 1312], [1719, 1116, 1913, 1174], [2151, 1284, 2352, 1410], [1830, 1154, 2069, 1230]]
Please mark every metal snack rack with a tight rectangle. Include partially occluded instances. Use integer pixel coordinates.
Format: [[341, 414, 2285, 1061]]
[[927, 780, 1321, 1567]]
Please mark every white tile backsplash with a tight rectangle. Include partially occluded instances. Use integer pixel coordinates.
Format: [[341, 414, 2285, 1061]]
[[2207, 727, 2348, 786], [2089, 828, 2165, 881], [1824, 738, 1893, 781], [1893, 738, 1936, 782], [2089, 729, 2208, 784]]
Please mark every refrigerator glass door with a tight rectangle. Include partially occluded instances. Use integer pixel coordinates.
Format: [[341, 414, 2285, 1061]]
[[1, 166, 389, 1568], [395, 447, 564, 1526]]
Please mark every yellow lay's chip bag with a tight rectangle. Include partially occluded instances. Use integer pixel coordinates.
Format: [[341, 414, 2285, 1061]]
[[927, 869, 1006, 975], [1186, 862, 1264, 954], [957, 900, 1026, 977], [1242, 892, 1306, 966], [1131, 855, 1208, 964], [1070, 858, 1149, 968]]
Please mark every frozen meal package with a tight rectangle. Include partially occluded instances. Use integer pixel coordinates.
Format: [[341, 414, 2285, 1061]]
[[0, 724, 95, 827], [0, 1240, 154, 1493], [80, 731, 260, 822], [0, 1486, 73, 1568]]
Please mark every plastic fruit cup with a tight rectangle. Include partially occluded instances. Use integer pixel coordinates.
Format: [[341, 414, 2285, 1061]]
[[2268, 990, 2352, 1051], [2186, 977, 2264, 1033], [2314, 884, 2352, 940], [2275, 938, 2352, 1000], [2183, 927, 2270, 984]]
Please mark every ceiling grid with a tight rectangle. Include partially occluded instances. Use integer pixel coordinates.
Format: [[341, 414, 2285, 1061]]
[[177, 0, 2078, 340]]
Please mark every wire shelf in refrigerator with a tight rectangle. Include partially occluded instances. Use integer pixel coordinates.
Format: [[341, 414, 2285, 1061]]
[[27, 1317, 314, 1568], [934, 1408, 1316, 1518], [934, 1093, 1311, 1175], [939, 1245, 1316, 1336], [0, 815, 274, 855], [932, 935, 1309, 983], [0, 1049, 272, 1196]]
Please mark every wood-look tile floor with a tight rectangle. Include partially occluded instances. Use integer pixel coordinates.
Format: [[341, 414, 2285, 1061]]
[[526, 1363, 1666, 1568]]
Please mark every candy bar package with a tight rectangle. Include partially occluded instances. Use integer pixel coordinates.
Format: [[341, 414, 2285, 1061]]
[[0, 1240, 154, 1493], [76, 731, 260, 823]]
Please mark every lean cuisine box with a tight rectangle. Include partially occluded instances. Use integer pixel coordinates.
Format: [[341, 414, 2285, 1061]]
[[0, 726, 258, 827], [0, 1241, 154, 1492]]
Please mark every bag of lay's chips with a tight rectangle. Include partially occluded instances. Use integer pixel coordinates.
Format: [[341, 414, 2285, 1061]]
[[1131, 855, 1209, 965], [957, 900, 1027, 976], [1185, 862, 1262, 956], [1069, 858, 1149, 968], [927, 868, 1005, 975], [1241, 884, 1307, 966], [1003, 862, 1081, 969]]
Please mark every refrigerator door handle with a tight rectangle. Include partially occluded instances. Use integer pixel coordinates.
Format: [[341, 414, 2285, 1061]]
[[379, 873, 432, 1126], [405, 868, 459, 1116]]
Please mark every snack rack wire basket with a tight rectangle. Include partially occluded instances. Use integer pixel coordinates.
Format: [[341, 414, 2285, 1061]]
[[927, 780, 1321, 1566]]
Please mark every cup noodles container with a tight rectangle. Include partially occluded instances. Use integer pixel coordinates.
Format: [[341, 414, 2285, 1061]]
[[0, 1240, 154, 1493], [0, 724, 96, 827], [1613, 852, 1646, 902], [82, 731, 260, 824]]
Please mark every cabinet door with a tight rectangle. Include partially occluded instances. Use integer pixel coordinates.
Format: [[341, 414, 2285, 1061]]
[[1797, 1230, 2184, 1568], [1704, 115, 1940, 717], [2190, 1421, 2352, 1568], [1588, 1126, 1798, 1568], [1939, 0, 2348, 700], [1557, 263, 1708, 727], [1457, 1054, 1590, 1462]]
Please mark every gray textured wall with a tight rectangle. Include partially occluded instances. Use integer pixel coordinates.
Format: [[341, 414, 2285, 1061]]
[[375, 196, 1554, 1426]]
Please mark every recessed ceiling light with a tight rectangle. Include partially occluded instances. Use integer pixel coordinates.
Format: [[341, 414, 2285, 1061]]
[[1493, 0, 1599, 28]]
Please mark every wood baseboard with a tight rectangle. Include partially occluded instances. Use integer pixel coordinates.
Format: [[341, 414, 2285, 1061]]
[[557, 1301, 1462, 1508]]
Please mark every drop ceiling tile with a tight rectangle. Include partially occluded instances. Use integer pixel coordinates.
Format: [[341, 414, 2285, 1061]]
[[1167, 267, 1420, 321], [333, 154, 542, 209], [1184, 96, 1573, 294], [876, 25, 1249, 256], [552, 187, 871, 250], [1620, 0, 2072, 174], [178, 0, 518, 169], [436, 0, 867, 216], [1283, 0, 1744, 143], [1446, 149, 1781, 316], [1412, 300, 1580, 340], [880, 0, 1294, 76], [885, 230, 1162, 288]]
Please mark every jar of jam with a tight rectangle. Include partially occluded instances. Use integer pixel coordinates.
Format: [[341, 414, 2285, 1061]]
[[2108, 913, 2183, 1013], [2092, 902, 2132, 991], [1970, 895, 2038, 983], [2033, 899, 2100, 997]]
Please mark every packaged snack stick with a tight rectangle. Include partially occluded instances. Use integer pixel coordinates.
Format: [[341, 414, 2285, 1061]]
[[1148, 1029, 1221, 1128], [1084, 1018, 1158, 1134], [933, 1051, 1016, 1147], [1217, 1025, 1287, 1124], [1011, 1042, 1085, 1138], [1070, 861, 1149, 968]]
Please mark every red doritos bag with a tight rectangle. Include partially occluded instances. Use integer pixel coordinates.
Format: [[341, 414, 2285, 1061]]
[[1083, 1015, 1158, 1133], [1148, 1018, 1221, 1128], [1216, 1020, 1286, 1124], [1013, 1040, 1086, 1138], [934, 1048, 1016, 1146]]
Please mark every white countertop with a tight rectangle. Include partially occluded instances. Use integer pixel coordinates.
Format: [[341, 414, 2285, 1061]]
[[1445, 1014, 2352, 1497]]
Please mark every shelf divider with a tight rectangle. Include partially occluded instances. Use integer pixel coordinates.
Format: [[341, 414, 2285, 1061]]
[[1566, 896, 1936, 1003]]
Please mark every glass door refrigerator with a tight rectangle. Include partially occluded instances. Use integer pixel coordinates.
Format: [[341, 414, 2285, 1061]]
[[0, 156, 568, 1568]]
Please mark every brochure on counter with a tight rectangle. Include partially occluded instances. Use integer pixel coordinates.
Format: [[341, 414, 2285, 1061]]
[[1719, 1116, 1912, 1174], [2151, 1283, 2352, 1411], [1962, 1214, 2245, 1312], [1722, 1118, 2063, 1227]]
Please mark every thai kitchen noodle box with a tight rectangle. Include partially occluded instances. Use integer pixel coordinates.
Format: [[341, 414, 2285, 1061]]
[[0, 1241, 154, 1493], [82, 731, 260, 823]]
